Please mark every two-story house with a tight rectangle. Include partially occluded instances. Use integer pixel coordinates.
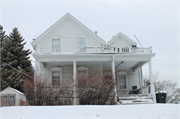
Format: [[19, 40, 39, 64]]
[[31, 13, 156, 105]]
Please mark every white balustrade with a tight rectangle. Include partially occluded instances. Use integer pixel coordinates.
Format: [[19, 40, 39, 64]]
[[34, 45, 152, 54]]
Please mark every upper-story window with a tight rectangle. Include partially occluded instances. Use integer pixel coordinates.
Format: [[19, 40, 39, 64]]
[[77, 38, 86, 48], [52, 38, 60, 53]]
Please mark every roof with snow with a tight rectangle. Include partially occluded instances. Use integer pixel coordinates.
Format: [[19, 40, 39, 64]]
[[0, 87, 24, 95]]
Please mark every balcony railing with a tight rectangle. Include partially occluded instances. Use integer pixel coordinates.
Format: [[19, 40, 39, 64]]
[[77, 46, 152, 53], [35, 45, 152, 54]]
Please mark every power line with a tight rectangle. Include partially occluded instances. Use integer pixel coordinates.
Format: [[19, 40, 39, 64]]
[[0, 6, 33, 39], [134, 35, 143, 48], [1, 61, 34, 79]]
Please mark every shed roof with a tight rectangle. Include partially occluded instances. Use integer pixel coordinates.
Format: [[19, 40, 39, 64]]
[[0, 87, 24, 95]]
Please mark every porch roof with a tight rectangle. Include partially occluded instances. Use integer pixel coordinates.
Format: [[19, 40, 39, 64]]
[[33, 53, 155, 71], [33, 53, 155, 62]]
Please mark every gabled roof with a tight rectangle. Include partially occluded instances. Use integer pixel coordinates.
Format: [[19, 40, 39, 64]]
[[106, 32, 137, 46], [31, 13, 105, 49], [0, 87, 24, 95]]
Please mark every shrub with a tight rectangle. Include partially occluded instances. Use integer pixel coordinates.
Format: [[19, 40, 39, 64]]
[[23, 73, 73, 105], [76, 70, 116, 105]]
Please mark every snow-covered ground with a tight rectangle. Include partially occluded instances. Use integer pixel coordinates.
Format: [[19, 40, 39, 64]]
[[0, 104, 179, 119]]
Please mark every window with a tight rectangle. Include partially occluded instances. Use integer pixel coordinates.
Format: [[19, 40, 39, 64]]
[[77, 38, 86, 48], [9, 95, 15, 99], [117, 72, 128, 90], [78, 70, 86, 85], [119, 75, 126, 89], [52, 38, 60, 52], [77, 66, 88, 85], [52, 71, 60, 86], [50, 67, 62, 86], [3, 96, 7, 99]]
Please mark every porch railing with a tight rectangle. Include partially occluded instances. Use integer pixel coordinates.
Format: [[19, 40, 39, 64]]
[[35, 45, 152, 54], [77, 46, 152, 53]]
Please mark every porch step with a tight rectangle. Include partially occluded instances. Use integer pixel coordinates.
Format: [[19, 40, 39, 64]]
[[118, 94, 154, 105]]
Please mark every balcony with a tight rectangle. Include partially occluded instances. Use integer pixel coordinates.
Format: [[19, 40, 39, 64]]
[[35, 45, 152, 54], [77, 45, 152, 53]]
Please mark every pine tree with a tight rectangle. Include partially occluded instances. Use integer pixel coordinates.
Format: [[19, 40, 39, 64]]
[[1, 27, 33, 92], [0, 25, 7, 44]]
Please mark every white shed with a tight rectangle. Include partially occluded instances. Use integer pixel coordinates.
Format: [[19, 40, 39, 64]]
[[0, 87, 26, 106]]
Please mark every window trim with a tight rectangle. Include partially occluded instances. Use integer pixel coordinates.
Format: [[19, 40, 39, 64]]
[[50, 37, 61, 53], [117, 71, 128, 90], [50, 67, 62, 86]]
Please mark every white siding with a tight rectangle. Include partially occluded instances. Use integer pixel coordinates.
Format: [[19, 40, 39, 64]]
[[127, 70, 140, 90], [110, 36, 133, 47], [36, 19, 103, 53]]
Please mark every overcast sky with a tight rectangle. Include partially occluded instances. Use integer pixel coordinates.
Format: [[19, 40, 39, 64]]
[[0, 0, 179, 86]]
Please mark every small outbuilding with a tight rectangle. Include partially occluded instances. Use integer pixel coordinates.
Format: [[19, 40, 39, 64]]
[[0, 87, 26, 106]]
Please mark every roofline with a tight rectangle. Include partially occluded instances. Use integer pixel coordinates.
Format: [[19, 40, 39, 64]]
[[31, 13, 105, 49], [0, 87, 24, 95], [106, 32, 137, 46]]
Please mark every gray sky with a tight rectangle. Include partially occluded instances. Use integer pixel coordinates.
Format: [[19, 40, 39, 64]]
[[0, 0, 179, 86]]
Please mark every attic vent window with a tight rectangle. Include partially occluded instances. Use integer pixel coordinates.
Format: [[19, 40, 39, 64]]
[[52, 38, 60, 53]]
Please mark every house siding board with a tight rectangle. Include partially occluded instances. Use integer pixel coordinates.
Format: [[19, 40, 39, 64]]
[[110, 36, 132, 47], [127, 71, 140, 90], [36, 18, 102, 53]]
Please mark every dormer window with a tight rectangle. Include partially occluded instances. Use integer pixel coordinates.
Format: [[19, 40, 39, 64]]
[[52, 38, 60, 53], [77, 38, 86, 48]]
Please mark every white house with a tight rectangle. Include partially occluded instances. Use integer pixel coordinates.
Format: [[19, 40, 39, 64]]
[[31, 13, 156, 104], [0, 87, 26, 106]]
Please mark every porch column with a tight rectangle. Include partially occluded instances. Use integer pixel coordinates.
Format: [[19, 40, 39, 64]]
[[73, 61, 77, 105], [148, 60, 156, 103], [100, 63, 103, 78], [112, 55, 117, 101], [140, 66, 144, 87]]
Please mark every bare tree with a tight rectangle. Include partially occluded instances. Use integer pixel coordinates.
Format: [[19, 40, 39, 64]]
[[143, 72, 177, 94]]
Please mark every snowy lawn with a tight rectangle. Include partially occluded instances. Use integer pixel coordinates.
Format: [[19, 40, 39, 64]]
[[0, 104, 179, 119]]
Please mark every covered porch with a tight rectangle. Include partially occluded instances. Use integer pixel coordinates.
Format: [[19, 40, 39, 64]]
[[33, 53, 156, 104]]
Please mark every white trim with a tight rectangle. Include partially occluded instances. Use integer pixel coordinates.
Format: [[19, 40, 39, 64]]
[[50, 37, 61, 53], [50, 67, 62, 86], [117, 71, 129, 90]]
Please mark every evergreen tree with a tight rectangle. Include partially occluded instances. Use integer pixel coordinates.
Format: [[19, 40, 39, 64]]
[[0, 25, 7, 44], [1, 27, 33, 92]]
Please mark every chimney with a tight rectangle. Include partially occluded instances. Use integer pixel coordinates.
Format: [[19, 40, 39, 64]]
[[95, 31, 97, 35]]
